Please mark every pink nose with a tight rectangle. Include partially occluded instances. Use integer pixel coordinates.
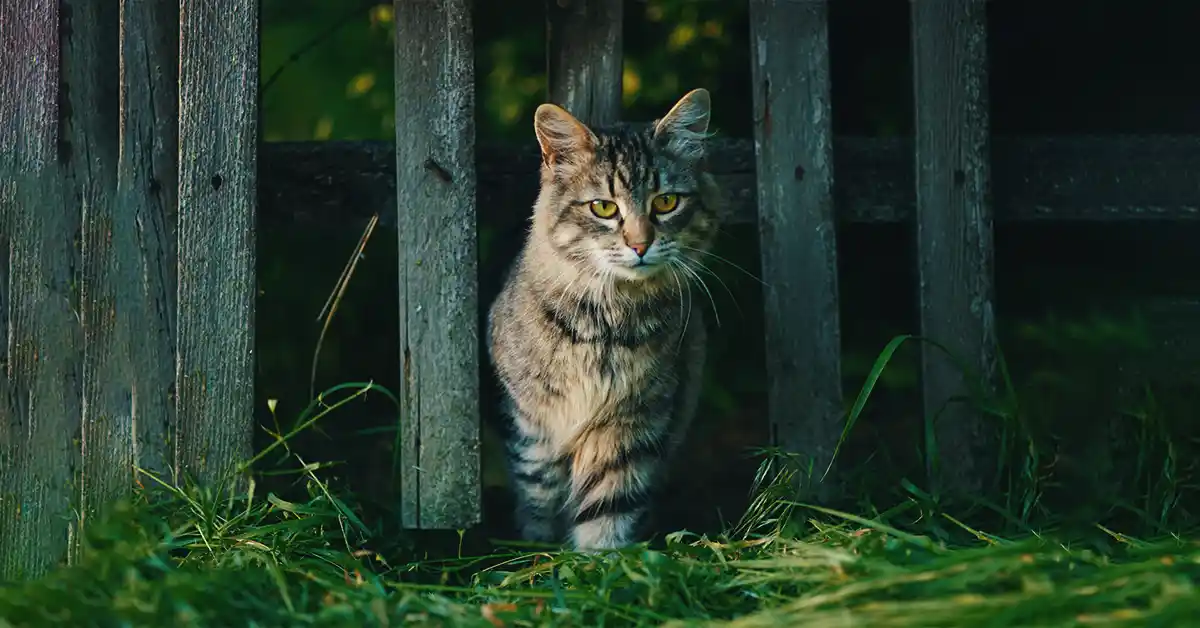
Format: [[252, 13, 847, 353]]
[[628, 242, 649, 257]]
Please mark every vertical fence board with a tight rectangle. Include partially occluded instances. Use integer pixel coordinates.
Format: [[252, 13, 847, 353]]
[[394, 0, 481, 529], [749, 0, 844, 498], [79, 0, 180, 522], [911, 0, 996, 495], [176, 0, 258, 486], [70, 0, 128, 529], [0, 0, 83, 579], [546, 0, 623, 125], [117, 0, 180, 482]]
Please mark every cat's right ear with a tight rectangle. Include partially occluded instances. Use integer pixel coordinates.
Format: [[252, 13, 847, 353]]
[[534, 104, 595, 166]]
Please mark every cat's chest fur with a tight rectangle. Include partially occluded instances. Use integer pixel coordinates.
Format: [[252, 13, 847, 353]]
[[488, 274, 693, 443]]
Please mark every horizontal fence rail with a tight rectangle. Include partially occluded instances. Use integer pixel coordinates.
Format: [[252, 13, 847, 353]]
[[258, 136, 1200, 228]]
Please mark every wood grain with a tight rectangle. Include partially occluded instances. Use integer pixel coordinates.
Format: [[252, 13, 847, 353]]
[[911, 0, 997, 495], [749, 0, 843, 500], [69, 0, 126, 534], [0, 0, 83, 579], [394, 0, 481, 529], [77, 0, 180, 527], [175, 0, 258, 487], [545, 0, 623, 125], [117, 0, 179, 482]]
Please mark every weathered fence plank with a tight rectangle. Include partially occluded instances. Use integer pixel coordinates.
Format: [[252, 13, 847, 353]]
[[394, 0, 481, 529], [0, 0, 83, 579], [546, 0, 623, 125], [175, 0, 258, 486], [911, 0, 997, 494], [79, 0, 180, 521], [258, 136, 1200, 229], [749, 0, 843, 497], [118, 0, 180, 481], [71, 0, 126, 529]]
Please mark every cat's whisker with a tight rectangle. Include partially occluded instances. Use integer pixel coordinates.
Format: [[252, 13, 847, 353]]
[[683, 270, 695, 346], [575, 267, 606, 332], [668, 265, 692, 355], [676, 255, 742, 320], [673, 260, 715, 328], [671, 258, 720, 328], [677, 244, 767, 287], [553, 269, 586, 317], [561, 266, 598, 336]]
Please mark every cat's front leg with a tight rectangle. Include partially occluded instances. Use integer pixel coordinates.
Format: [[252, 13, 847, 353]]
[[565, 421, 668, 551], [506, 430, 569, 544]]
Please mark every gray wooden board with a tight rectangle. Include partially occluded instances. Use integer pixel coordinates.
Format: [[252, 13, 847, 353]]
[[749, 0, 843, 500], [394, 0, 482, 529], [0, 0, 82, 579], [175, 0, 258, 487], [546, 0, 623, 125], [70, 0, 127, 532], [911, 0, 997, 494], [258, 136, 1200, 230], [113, 0, 180, 485], [77, 0, 179, 522]]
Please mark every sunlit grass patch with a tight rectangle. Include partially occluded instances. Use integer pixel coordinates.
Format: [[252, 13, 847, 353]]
[[2, 331, 1198, 627], [1, 459, 1196, 626]]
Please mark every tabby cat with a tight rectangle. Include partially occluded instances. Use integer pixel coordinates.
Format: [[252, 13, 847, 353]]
[[486, 89, 721, 550]]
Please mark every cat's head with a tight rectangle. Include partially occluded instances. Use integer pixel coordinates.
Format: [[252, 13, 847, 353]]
[[528, 89, 720, 285]]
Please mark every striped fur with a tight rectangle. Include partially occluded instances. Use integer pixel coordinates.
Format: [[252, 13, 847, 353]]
[[486, 89, 721, 550]]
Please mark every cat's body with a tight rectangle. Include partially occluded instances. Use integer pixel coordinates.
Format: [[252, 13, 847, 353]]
[[486, 90, 721, 550]]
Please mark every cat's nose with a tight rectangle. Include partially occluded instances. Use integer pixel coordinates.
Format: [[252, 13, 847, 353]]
[[622, 216, 655, 258]]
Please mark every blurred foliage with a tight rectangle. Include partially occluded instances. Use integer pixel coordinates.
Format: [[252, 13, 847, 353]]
[[259, 0, 759, 142]]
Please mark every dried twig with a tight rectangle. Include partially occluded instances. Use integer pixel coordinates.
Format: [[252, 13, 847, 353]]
[[310, 213, 380, 400]]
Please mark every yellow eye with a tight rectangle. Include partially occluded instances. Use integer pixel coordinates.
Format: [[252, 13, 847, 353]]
[[651, 194, 679, 214], [589, 199, 619, 218]]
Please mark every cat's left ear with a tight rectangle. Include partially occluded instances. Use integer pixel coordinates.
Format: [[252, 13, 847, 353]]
[[534, 103, 596, 166], [653, 88, 712, 161]]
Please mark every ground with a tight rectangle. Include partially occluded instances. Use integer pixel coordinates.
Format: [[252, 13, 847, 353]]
[[3, 330, 1198, 627], [0, 459, 1196, 627]]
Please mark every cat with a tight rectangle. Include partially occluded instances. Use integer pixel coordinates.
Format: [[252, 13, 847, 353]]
[[486, 88, 721, 550]]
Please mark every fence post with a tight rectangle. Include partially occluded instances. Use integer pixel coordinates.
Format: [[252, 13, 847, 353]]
[[749, 0, 844, 498], [112, 0, 180, 485], [75, 0, 146, 528], [546, 0, 623, 125], [175, 0, 259, 487], [0, 0, 83, 579], [910, 0, 997, 495], [394, 0, 481, 529], [80, 0, 179, 520]]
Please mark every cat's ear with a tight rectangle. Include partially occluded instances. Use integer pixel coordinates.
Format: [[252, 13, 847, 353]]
[[653, 88, 712, 161], [534, 104, 595, 165]]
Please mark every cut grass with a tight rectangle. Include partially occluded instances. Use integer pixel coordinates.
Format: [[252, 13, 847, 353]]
[[0, 461, 1197, 627], [2, 329, 1197, 627]]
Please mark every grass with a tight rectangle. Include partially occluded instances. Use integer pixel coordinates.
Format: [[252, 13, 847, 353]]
[[0, 461, 1196, 627], [2, 331, 1198, 627]]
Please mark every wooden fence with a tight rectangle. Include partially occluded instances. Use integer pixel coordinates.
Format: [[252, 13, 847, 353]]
[[2, 0, 1198, 579]]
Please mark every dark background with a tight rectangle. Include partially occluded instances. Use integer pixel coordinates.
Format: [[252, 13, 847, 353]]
[[255, 0, 1200, 540]]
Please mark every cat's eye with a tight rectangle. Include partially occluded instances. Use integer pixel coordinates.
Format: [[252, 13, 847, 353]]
[[651, 194, 679, 215], [589, 199, 619, 219]]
